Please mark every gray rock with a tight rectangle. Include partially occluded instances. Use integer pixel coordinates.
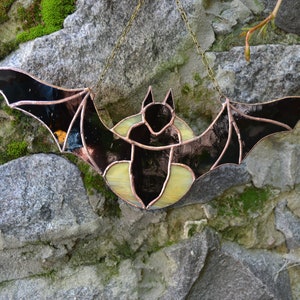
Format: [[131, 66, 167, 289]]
[[0, 228, 291, 299], [188, 239, 292, 300], [0, 229, 215, 299], [158, 229, 216, 299], [245, 125, 300, 190], [0, 0, 299, 298], [0, 154, 101, 282], [214, 44, 300, 103], [0, 0, 214, 93], [275, 200, 300, 250], [0, 154, 99, 250], [175, 163, 251, 207], [276, 0, 300, 35], [211, 0, 253, 35], [205, 0, 255, 35], [0, 0, 265, 104]]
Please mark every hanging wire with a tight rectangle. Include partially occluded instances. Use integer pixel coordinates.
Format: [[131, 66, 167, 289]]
[[96, 0, 224, 100], [96, 0, 144, 86], [175, 0, 225, 99]]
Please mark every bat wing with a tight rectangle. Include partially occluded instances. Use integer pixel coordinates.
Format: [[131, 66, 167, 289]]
[[0, 68, 131, 174], [174, 97, 300, 178], [2, 69, 300, 209]]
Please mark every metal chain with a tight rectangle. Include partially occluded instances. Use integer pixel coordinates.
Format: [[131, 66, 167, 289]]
[[97, 0, 223, 99], [175, 0, 224, 98], [97, 0, 144, 86]]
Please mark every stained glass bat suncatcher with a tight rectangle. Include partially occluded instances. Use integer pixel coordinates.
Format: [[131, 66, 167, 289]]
[[0, 68, 300, 210]]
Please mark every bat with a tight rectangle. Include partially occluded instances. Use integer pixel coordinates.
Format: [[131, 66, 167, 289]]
[[0, 67, 300, 210]]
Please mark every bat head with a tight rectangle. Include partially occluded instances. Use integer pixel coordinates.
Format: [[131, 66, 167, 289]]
[[142, 87, 175, 135]]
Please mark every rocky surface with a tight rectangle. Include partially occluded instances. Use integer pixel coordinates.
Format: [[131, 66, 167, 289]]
[[0, 154, 98, 248], [276, 0, 300, 35], [0, 0, 300, 299], [176, 163, 251, 207], [0, 163, 293, 299], [246, 125, 300, 190], [214, 44, 300, 103]]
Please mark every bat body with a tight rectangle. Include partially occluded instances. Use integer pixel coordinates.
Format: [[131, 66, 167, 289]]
[[0, 68, 299, 210]]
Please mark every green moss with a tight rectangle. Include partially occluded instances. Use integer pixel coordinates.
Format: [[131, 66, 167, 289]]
[[16, 0, 75, 43], [181, 83, 192, 95], [41, 0, 75, 28], [0, 98, 59, 164], [175, 76, 218, 135], [0, 0, 16, 24], [115, 240, 135, 260], [0, 0, 76, 59], [0, 39, 18, 59], [146, 239, 175, 256], [213, 186, 269, 217], [81, 169, 120, 217], [202, 0, 211, 10], [70, 237, 135, 270], [69, 238, 107, 267], [157, 52, 188, 73], [17, 0, 42, 31], [17, 24, 44, 43], [0, 140, 28, 163], [64, 154, 120, 217], [187, 224, 199, 237], [207, 186, 272, 246], [68, 238, 121, 285], [211, 28, 245, 52], [193, 73, 203, 84]]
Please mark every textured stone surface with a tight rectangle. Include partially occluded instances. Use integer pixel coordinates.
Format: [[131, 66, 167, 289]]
[[276, 0, 300, 35], [214, 45, 300, 103], [176, 163, 251, 207], [0, 224, 292, 299], [275, 200, 300, 250], [0, 154, 99, 249], [245, 125, 300, 190], [0, 0, 264, 104], [0, 0, 300, 298], [0, 0, 213, 92], [0, 151, 294, 297], [188, 241, 292, 300]]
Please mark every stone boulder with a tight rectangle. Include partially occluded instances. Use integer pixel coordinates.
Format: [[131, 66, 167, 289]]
[[0, 165, 292, 300]]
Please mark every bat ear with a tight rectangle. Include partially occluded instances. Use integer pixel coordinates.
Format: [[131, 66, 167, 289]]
[[142, 86, 154, 108], [163, 89, 174, 109]]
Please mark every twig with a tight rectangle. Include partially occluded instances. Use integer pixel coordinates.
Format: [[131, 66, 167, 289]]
[[244, 0, 283, 61]]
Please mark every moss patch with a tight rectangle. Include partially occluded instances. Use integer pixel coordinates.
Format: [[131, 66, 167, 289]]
[[0, 96, 58, 164], [64, 154, 120, 217], [0, 0, 76, 59], [213, 186, 269, 218], [17, 0, 42, 31], [69, 236, 136, 272], [0, 0, 16, 24], [16, 0, 76, 43], [6, 140, 28, 159], [175, 76, 220, 134], [207, 186, 275, 248], [0, 140, 28, 164]]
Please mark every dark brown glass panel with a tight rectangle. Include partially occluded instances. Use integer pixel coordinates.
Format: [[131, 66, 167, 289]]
[[82, 98, 131, 171], [131, 146, 170, 205], [0, 68, 74, 103], [173, 109, 229, 177], [144, 104, 172, 132], [1, 68, 300, 209]]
